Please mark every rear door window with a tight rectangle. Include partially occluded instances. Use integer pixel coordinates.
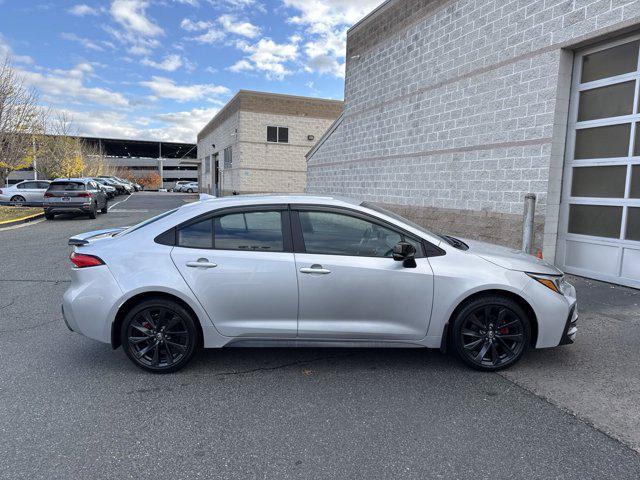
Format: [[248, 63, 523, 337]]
[[214, 211, 284, 251], [178, 218, 213, 249]]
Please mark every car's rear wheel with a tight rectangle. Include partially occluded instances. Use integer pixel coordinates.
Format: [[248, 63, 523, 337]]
[[101, 203, 108, 214], [10, 195, 25, 203], [452, 296, 530, 371], [44, 211, 55, 220], [88, 203, 97, 219], [121, 299, 199, 373]]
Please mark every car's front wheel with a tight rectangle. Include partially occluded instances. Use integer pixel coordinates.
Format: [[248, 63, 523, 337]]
[[121, 299, 200, 373], [452, 295, 530, 371]]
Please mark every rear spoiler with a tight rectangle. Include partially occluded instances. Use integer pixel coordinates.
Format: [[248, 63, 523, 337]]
[[68, 227, 128, 246]]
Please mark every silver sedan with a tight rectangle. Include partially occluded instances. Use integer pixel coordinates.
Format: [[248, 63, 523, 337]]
[[62, 195, 577, 373], [0, 180, 51, 203]]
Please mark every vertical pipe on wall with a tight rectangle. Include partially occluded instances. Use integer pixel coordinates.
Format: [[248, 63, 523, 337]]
[[522, 193, 536, 254]]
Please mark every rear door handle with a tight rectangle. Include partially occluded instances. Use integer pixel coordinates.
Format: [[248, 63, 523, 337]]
[[186, 258, 218, 269], [300, 265, 331, 275]]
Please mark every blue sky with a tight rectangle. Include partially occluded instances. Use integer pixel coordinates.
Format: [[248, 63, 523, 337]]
[[0, 0, 380, 142]]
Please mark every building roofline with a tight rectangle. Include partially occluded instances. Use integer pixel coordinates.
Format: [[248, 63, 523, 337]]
[[306, 111, 344, 160], [197, 90, 344, 143], [347, 0, 395, 36]]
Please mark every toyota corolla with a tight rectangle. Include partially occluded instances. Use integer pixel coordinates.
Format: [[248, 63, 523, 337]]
[[62, 195, 577, 373]]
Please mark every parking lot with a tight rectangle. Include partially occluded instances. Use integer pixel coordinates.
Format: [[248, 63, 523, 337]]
[[1, 192, 639, 479]]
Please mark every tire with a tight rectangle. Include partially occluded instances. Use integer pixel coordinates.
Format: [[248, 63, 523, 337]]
[[121, 298, 200, 373], [10, 195, 26, 203], [88, 203, 97, 219], [451, 295, 530, 371], [101, 202, 108, 214], [187, 189, 193, 193], [44, 211, 55, 220]]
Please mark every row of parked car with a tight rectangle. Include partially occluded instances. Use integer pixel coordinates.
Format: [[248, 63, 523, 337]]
[[0, 175, 142, 220]]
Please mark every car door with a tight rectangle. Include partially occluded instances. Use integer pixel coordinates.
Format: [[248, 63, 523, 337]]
[[292, 207, 434, 340], [170, 206, 299, 337], [17, 181, 37, 201]]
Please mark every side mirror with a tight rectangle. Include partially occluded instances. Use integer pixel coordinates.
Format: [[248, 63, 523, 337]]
[[393, 241, 417, 268]]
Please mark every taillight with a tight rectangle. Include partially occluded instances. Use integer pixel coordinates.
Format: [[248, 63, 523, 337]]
[[70, 252, 104, 268], [77, 192, 92, 197], [44, 192, 53, 198]]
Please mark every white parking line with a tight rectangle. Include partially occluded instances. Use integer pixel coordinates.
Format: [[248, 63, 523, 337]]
[[108, 194, 132, 211]]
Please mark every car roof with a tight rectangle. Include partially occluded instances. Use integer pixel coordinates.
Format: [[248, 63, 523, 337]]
[[193, 193, 362, 209], [51, 178, 92, 183]]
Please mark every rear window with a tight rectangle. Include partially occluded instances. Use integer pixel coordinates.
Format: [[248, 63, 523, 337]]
[[48, 182, 85, 191]]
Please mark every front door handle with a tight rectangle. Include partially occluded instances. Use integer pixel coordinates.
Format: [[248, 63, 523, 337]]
[[186, 258, 218, 269], [300, 264, 331, 275]]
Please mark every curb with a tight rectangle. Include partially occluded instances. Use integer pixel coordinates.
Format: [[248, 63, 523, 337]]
[[0, 211, 45, 228]]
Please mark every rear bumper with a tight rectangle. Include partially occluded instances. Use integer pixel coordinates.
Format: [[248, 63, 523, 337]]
[[62, 265, 123, 343], [45, 204, 93, 214]]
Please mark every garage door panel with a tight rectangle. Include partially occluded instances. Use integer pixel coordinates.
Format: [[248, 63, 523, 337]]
[[559, 36, 640, 287], [621, 247, 640, 279], [564, 241, 620, 275]]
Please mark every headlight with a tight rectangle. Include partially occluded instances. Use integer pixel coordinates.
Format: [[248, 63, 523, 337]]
[[526, 272, 565, 294]]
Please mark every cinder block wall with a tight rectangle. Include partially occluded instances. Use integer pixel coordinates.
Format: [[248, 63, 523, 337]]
[[307, 0, 640, 254]]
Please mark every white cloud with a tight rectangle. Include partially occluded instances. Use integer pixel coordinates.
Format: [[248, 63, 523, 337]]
[[231, 37, 299, 79], [180, 18, 212, 32], [0, 36, 34, 64], [219, 14, 260, 38], [111, 0, 163, 37], [141, 54, 183, 71], [107, 0, 163, 55], [150, 107, 219, 142], [283, 0, 379, 77], [174, 0, 199, 6], [140, 76, 229, 102], [18, 63, 129, 108], [192, 29, 225, 44], [68, 4, 99, 16], [60, 32, 107, 52]]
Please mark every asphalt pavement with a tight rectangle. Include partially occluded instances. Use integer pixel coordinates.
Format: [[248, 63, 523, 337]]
[[0, 192, 639, 480]]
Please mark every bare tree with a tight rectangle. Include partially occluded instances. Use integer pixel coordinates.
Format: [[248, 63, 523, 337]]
[[0, 57, 42, 185]]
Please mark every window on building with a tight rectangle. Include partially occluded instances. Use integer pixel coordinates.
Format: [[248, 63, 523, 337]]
[[214, 211, 284, 251], [267, 126, 289, 143], [224, 146, 232, 169], [204, 156, 211, 174]]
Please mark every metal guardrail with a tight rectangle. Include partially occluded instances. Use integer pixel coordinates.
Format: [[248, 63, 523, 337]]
[[0, 201, 44, 207]]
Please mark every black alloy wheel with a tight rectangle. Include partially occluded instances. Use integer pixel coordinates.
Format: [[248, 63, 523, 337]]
[[452, 296, 530, 371], [122, 299, 199, 373], [88, 203, 97, 219]]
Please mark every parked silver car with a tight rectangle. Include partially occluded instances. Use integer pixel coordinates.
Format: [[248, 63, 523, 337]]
[[0, 180, 51, 203], [177, 182, 199, 193], [43, 178, 109, 220], [62, 195, 577, 373]]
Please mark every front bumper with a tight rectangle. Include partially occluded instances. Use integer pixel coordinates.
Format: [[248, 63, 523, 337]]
[[559, 305, 578, 345]]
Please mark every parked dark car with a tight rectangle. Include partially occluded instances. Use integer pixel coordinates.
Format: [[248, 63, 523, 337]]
[[43, 178, 108, 220], [93, 178, 118, 198]]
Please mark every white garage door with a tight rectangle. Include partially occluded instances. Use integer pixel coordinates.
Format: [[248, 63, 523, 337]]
[[557, 36, 640, 289]]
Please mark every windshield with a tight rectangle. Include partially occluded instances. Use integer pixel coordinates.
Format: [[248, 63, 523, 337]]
[[360, 202, 438, 238], [116, 208, 179, 237]]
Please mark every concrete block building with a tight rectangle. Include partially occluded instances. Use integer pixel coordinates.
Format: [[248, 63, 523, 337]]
[[197, 90, 343, 196], [307, 0, 640, 288]]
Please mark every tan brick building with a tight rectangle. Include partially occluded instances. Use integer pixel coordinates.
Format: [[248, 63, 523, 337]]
[[196, 90, 343, 196]]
